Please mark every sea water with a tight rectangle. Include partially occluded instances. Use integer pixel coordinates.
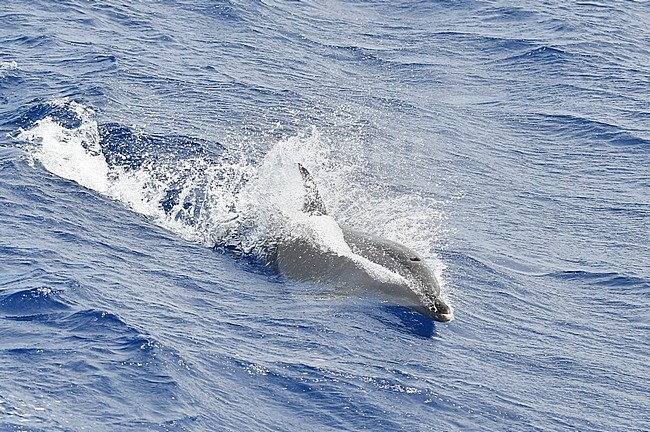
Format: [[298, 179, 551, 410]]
[[1, 1, 648, 431]]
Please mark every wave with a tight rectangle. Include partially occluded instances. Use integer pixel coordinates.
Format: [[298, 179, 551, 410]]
[[0, 286, 71, 317], [531, 112, 650, 148], [0, 303, 193, 430], [0, 61, 20, 106], [546, 269, 649, 290], [497, 45, 569, 63]]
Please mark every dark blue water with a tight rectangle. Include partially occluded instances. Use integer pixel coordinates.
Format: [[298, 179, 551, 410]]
[[1, 1, 649, 431]]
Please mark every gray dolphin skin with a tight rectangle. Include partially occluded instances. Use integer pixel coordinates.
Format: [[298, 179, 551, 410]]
[[274, 164, 454, 322]]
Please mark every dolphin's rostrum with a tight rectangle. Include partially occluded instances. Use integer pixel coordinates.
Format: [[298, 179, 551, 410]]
[[273, 164, 454, 322]]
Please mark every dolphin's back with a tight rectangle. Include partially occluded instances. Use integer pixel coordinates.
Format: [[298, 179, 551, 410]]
[[275, 233, 382, 288], [343, 230, 419, 268], [275, 230, 428, 308], [342, 229, 441, 297]]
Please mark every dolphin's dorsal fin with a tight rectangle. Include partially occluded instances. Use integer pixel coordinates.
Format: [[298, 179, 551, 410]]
[[298, 163, 327, 216]]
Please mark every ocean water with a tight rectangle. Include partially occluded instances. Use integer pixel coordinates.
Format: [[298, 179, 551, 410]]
[[1, 1, 649, 431]]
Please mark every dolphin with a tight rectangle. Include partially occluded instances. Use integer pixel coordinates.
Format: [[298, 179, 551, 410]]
[[273, 164, 454, 322]]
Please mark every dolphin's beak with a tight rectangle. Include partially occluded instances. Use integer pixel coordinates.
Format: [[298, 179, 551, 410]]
[[433, 311, 454, 322], [432, 298, 454, 322]]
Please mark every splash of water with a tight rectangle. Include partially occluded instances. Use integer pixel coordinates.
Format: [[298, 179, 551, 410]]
[[14, 100, 335, 250], [0, 60, 18, 79], [15, 99, 448, 295]]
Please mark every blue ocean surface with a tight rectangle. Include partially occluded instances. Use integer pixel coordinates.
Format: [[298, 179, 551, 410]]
[[1, 1, 649, 431]]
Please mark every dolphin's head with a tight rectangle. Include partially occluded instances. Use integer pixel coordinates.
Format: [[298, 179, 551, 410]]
[[405, 254, 454, 322], [429, 297, 454, 322], [341, 229, 454, 323], [404, 256, 454, 322]]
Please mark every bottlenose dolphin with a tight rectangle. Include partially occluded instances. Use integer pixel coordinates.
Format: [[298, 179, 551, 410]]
[[274, 164, 454, 322]]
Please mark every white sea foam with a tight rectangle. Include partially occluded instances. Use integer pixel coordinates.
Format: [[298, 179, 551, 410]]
[[0, 60, 18, 78], [17, 102, 110, 193]]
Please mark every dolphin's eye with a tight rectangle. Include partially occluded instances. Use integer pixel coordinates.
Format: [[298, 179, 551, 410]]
[[409, 257, 421, 262]]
